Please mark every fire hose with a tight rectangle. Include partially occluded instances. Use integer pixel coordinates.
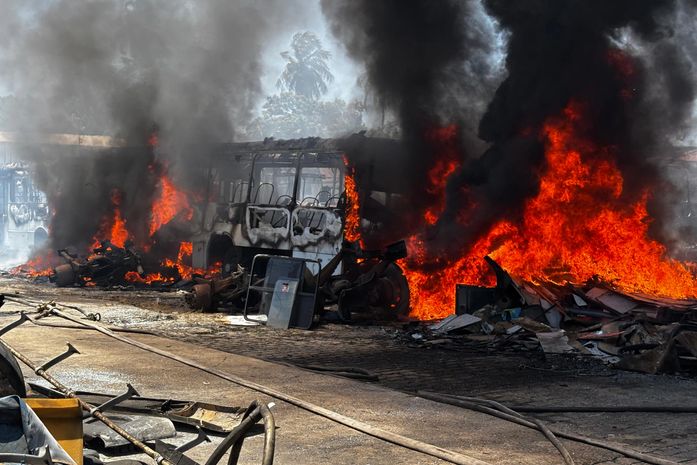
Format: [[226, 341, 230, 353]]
[[425, 392, 575, 465], [205, 400, 275, 465], [0, 299, 152, 335], [12, 303, 680, 465], [3, 295, 101, 321]]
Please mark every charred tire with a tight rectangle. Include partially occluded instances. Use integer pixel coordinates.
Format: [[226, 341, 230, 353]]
[[380, 263, 410, 317], [53, 264, 75, 287], [0, 343, 26, 397]]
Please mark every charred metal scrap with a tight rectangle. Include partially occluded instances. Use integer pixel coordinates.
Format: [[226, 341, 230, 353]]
[[411, 256, 697, 375], [187, 266, 251, 311], [186, 240, 410, 324], [51, 241, 144, 288]]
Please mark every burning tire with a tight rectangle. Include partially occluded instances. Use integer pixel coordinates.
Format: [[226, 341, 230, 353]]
[[53, 264, 76, 287]]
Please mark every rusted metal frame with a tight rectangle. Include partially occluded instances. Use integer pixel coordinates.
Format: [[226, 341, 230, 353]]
[[0, 311, 30, 335], [37, 343, 80, 372], [0, 337, 174, 465], [85, 383, 140, 418]]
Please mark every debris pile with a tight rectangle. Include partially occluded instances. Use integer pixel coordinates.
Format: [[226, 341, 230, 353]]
[[31, 240, 218, 290], [186, 266, 251, 311], [187, 240, 410, 325], [52, 241, 144, 287], [409, 256, 697, 375]]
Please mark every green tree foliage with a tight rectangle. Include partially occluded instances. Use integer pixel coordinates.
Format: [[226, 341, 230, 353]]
[[246, 31, 364, 139], [277, 32, 334, 100], [246, 92, 364, 140]]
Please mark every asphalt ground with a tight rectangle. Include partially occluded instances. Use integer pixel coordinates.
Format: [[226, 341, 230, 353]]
[[1, 276, 696, 464]]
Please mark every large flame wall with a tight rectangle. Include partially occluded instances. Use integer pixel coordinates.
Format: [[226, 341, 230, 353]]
[[402, 103, 697, 320]]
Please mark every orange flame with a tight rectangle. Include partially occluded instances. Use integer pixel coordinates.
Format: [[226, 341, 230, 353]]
[[404, 102, 697, 320], [149, 174, 194, 237], [10, 255, 54, 278], [109, 208, 129, 248], [92, 190, 131, 249], [15, 165, 200, 283], [161, 241, 201, 279], [343, 157, 362, 242], [125, 271, 172, 285], [125, 241, 213, 284], [424, 125, 461, 225]]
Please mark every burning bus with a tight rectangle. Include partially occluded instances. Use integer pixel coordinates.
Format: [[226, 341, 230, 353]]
[[192, 139, 348, 273], [3, 131, 411, 320], [189, 136, 411, 319]]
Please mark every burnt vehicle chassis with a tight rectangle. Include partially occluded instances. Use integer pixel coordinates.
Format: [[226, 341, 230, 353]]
[[190, 138, 410, 319]]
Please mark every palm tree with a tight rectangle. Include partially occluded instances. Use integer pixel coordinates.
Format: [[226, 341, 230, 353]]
[[277, 32, 334, 100]]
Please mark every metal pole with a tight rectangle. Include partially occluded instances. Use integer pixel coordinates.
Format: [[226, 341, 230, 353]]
[[0, 338, 172, 465]]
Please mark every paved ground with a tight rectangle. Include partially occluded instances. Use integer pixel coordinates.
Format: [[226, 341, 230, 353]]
[[2, 276, 697, 464]]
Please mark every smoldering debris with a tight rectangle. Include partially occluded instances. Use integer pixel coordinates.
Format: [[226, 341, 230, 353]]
[[405, 255, 697, 376]]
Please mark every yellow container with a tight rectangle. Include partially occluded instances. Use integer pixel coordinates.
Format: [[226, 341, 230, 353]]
[[25, 398, 83, 465]]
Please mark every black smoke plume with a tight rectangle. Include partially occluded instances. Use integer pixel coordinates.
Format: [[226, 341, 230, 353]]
[[321, 0, 503, 242], [324, 0, 697, 259], [447, 0, 697, 253]]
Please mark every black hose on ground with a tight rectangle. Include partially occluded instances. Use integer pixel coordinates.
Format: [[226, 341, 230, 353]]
[[445, 395, 575, 465], [509, 405, 697, 413], [204, 401, 275, 465], [418, 391, 678, 465], [293, 364, 379, 382], [226, 400, 275, 465]]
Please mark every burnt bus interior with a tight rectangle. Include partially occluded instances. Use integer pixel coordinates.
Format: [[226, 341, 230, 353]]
[[198, 141, 347, 273], [194, 137, 408, 275]]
